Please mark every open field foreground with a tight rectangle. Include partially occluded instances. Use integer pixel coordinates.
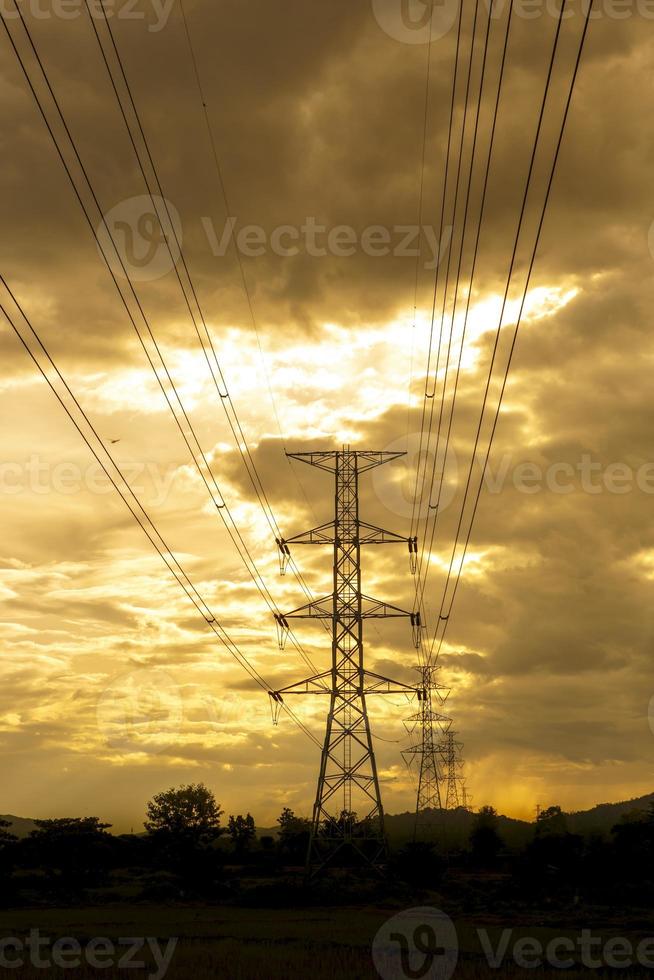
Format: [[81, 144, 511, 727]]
[[1, 903, 654, 979]]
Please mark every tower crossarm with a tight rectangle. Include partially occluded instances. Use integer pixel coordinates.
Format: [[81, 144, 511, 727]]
[[361, 669, 423, 697], [273, 669, 421, 699], [280, 595, 334, 619], [285, 452, 341, 473], [279, 521, 410, 547], [360, 594, 413, 618], [357, 522, 411, 545], [286, 450, 406, 474], [274, 671, 333, 695], [353, 451, 407, 473], [283, 522, 336, 545], [277, 594, 413, 621], [405, 706, 451, 723]]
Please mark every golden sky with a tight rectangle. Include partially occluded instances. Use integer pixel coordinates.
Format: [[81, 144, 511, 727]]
[[1, 1, 653, 831]]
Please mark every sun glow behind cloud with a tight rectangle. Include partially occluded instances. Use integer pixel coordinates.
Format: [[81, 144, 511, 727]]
[[0, 239, 644, 829], [67, 284, 578, 454]]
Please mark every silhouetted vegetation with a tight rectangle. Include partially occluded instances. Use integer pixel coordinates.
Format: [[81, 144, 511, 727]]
[[276, 807, 310, 863], [389, 840, 446, 887], [1, 787, 654, 914], [141, 783, 225, 896], [469, 805, 503, 866], [227, 813, 256, 856], [144, 783, 224, 846]]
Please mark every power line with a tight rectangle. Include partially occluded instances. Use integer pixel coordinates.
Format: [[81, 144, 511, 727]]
[[178, 0, 284, 443], [414, 0, 514, 622], [413, 0, 495, 616], [2, 1, 322, 681], [177, 0, 319, 531], [407, 0, 494, 644], [411, 0, 485, 555], [84, 0, 323, 618], [406, 0, 436, 449], [0, 280, 322, 748], [430, 8, 570, 636], [409, 0, 466, 545], [428, 6, 594, 663]]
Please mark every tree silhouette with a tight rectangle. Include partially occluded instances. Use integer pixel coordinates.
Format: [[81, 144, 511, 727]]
[[536, 805, 568, 836], [320, 810, 372, 838], [610, 805, 654, 891], [0, 819, 18, 883], [144, 784, 224, 888], [519, 805, 583, 899], [144, 783, 223, 848], [277, 808, 310, 861], [227, 813, 256, 856], [470, 806, 503, 865], [0, 819, 17, 852], [27, 817, 112, 890]]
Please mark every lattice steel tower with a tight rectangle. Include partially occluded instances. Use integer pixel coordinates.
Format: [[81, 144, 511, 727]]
[[403, 664, 450, 820], [273, 449, 421, 874], [442, 728, 465, 809]]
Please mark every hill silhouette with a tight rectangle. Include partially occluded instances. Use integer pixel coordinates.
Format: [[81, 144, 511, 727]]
[[383, 806, 531, 848], [257, 790, 654, 846], [566, 792, 654, 834]]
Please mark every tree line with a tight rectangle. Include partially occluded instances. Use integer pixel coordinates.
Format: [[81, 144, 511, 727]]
[[1, 786, 653, 908]]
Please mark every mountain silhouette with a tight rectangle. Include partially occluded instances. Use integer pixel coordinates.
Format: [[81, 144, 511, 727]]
[[257, 792, 654, 846]]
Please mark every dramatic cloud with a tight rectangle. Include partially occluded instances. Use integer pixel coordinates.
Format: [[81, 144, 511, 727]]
[[1, 1, 652, 828]]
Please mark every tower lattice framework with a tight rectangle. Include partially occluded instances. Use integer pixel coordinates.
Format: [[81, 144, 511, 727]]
[[273, 449, 421, 874], [403, 664, 450, 817], [441, 728, 465, 810]]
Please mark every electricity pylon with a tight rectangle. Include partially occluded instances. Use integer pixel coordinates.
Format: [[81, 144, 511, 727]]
[[272, 448, 421, 875], [441, 728, 465, 809], [403, 663, 450, 829]]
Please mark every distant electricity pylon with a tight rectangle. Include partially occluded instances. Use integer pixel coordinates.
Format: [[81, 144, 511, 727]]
[[402, 664, 450, 821], [442, 728, 465, 809], [404, 676, 471, 827], [406, 571, 469, 822], [272, 448, 421, 875]]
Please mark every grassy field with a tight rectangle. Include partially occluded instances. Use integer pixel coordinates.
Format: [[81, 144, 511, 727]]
[[0, 903, 653, 978]]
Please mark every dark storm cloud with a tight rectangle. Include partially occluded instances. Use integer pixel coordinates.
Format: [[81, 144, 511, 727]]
[[2, 1, 645, 356]]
